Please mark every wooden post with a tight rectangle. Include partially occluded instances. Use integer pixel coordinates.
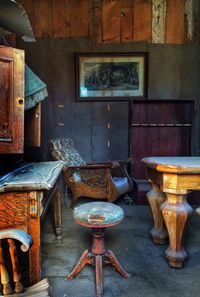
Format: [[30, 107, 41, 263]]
[[8, 238, 23, 294], [0, 240, 12, 295]]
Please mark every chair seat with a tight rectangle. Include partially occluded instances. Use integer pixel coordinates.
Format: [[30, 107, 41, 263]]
[[73, 202, 124, 228], [113, 177, 129, 196]]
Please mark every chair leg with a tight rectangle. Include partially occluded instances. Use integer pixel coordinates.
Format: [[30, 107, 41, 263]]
[[105, 250, 131, 279], [71, 192, 79, 208], [66, 249, 93, 280], [95, 255, 103, 297]]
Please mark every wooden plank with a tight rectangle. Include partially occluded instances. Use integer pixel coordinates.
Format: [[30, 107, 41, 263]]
[[18, 0, 34, 13], [65, 0, 71, 37], [134, 0, 152, 42], [166, 0, 185, 44], [102, 0, 121, 43], [70, 0, 89, 37], [121, 0, 134, 42], [89, 0, 103, 43], [34, 0, 52, 38], [52, 0, 66, 38]]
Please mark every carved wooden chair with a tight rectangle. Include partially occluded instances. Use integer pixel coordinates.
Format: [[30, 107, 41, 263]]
[[49, 138, 134, 206], [0, 229, 51, 296], [0, 229, 32, 295]]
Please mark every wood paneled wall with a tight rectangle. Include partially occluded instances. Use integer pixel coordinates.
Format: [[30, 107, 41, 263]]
[[18, 0, 200, 44]]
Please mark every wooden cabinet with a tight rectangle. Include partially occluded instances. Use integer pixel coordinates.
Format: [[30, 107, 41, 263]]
[[130, 100, 196, 180], [0, 46, 24, 153]]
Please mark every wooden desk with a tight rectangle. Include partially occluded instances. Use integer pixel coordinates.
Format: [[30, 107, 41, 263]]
[[142, 157, 200, 268], [0, 161, 63, 284]]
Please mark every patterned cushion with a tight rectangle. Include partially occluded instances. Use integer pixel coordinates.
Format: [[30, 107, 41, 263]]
[[49, 138, 86, 167]]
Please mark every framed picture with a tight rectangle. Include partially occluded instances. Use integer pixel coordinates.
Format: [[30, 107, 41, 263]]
[[75, 53, 148, 101]]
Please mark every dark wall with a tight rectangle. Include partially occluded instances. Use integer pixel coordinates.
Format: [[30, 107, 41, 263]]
[[17, 38, 200, 162]]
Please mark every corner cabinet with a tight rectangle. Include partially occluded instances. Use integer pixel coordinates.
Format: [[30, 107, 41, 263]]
[[0, 46, 24, 153]]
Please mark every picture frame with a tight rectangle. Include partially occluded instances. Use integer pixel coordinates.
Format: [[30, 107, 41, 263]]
[[75, 53, 148, 101]]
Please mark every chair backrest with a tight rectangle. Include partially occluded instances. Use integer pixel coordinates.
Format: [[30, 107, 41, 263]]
[[49, 138, 86, 167]]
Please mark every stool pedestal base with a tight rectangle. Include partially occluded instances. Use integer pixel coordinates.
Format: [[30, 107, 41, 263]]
[[66, 228, 130, 297]]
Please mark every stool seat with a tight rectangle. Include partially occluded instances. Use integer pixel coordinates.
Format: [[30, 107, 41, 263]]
[[73, 202, 124, 228]]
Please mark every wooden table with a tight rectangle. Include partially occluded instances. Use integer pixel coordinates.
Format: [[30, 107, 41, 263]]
[[142, 157, 200, 268], [0, 161, 63, 284]]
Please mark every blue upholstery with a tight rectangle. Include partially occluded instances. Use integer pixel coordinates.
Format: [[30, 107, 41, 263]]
[[112, 177, 129, 196]]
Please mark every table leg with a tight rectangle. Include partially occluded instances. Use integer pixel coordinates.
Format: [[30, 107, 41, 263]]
[[54, 183, 62, 242], [29, 192, 41, 285], [161, 192, 193, 268], [147, 182, 168, 244]]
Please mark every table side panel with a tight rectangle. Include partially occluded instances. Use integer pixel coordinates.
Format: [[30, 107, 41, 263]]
[[177, 174, 200, 191], [0, 192, 29, 230]]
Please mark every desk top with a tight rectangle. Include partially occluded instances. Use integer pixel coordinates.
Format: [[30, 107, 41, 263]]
[[0, 161, 64, 192], [142, 157, 200, 174]]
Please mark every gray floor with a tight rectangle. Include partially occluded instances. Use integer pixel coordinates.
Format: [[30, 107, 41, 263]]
[[41, 197, 200, 297]]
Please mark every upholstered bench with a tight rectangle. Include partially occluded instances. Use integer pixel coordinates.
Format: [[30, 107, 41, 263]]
[[0, 161, 64, 284], [67, 202, 130, 297]]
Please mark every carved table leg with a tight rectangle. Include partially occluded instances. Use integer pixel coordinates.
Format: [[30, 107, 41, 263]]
[[54, 182, 62, 242], [161, 192, 193, 268], [0, 240, 12, 295], [7, 239, 23, 294], [147, 182, 168, 244]]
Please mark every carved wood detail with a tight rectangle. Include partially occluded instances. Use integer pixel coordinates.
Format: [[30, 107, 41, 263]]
[[0, 193, 28, 229], [147, 181, 168, 244]]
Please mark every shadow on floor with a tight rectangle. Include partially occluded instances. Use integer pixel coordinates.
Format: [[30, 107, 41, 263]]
[[41, 197, 200, 297]]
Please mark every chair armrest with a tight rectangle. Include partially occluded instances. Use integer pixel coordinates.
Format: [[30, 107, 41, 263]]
[[66, 163, 113, 170], [0, 229, 33, 252], [116, 158, 134, 165]]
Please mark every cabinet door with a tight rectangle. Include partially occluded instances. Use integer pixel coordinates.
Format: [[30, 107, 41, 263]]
[[91, 101, 129, 161], [0, 46, 24, 153]]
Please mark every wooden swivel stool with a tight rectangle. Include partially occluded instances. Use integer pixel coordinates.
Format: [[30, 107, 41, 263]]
[[66, 202, 130, 297]]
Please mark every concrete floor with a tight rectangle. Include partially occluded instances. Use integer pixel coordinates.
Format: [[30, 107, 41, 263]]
[[41, 197, 200, 297]]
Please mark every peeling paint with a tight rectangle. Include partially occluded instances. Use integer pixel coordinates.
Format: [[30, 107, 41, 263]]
[[185, 0, 194, 40], [152, 0, 166, 43]]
